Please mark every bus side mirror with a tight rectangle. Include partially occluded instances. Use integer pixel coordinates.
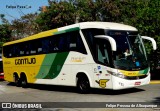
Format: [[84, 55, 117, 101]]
[[141, 36, 157, 50], [94, 35, 117, 51]]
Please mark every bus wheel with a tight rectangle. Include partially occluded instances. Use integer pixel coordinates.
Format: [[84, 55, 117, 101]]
[[13, 74, 21, 87], [21, 75, 28, 88], [77, 76, 90, 94]]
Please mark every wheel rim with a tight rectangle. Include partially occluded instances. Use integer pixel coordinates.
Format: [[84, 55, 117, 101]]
[[14, 76, 18, 84], [22, 78, 27, 86], [78, 78, 90, 93], [80, 80, 88, 90]]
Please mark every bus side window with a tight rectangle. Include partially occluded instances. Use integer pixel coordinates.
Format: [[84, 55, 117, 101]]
[[3, 46, 11, 57], [30, 41, 37, 54], [63, 34, 70, 51], [69, 32, 77, 51], [49, 37, 59, 52], [42, 39, 50, 53], [69, 31, 87, 54], [19, 43, 25, 55], [77, 34, 87, 54], [9, 46, 13, 57], [59, 36, 66, 51], [38, 47, 42, 53], [37, 40, 42, 54], [13, 45, 20, 57], [25, 43, 30, 55], [29, 40, 42, 54]]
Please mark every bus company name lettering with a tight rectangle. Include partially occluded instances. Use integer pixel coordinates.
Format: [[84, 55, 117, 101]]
[[15, 58, 36, 65]]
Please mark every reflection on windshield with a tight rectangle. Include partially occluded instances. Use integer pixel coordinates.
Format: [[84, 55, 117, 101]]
[[108, 31, 148, 70]]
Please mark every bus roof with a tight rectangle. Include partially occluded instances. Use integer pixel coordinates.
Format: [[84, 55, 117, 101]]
[[3, 22, 137, 46], [79, 22, 137, 31]]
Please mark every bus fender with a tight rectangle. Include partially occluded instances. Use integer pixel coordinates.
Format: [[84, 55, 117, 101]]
[[76, 71, 93, 87]]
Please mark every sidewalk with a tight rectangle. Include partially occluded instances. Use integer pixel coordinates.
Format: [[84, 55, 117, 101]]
[[150, 80, 160, 84]]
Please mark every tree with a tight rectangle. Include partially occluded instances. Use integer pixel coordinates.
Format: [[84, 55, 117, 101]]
[[0, 24, 11, 42], [36, 0, 102, 31], [0, 14, 11, 42], [11, 13, 40, 39], [36, 1, 76, 30], [0, 14, 12, 52]]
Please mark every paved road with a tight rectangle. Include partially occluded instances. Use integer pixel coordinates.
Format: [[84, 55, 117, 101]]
[[0, 80, 159, 111]]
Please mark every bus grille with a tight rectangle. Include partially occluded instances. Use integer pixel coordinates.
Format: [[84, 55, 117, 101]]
[[125, 75, 148, 80]]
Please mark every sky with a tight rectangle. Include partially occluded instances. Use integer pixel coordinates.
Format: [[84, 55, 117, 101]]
[[0, 0, 49, 24]]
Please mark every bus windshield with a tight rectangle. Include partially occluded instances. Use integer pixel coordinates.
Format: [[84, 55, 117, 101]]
[[108, 31, 148, 71]]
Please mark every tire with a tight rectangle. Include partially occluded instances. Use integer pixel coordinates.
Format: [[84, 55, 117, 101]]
[[77, 76, 90, 94], [21, 76, 28, 88], [14, 74, 21, 87]]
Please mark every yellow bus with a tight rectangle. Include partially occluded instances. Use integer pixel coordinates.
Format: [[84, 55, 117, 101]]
[[2, 22, 157, 93]]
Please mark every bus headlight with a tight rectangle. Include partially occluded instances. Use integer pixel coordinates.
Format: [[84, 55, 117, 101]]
[[107, 71, 125, 79], [113, 72, 125, 79]]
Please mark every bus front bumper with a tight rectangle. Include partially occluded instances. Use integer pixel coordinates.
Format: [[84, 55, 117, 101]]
[[112, 74, 150, 90]]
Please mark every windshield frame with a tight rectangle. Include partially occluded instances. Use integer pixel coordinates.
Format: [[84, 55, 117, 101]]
[[106, 30, 149, 71], [81, 28, 149, 71]]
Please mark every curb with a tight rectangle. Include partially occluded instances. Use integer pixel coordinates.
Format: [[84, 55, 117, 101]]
[[150, 80, 160, 84]]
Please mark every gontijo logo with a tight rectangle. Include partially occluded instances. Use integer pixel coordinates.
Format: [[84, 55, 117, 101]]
[[15, 58, 36, 65]]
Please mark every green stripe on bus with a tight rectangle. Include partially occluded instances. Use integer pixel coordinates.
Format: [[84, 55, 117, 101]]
[[139, 68, 149, 75], [65, 27, 80, 32], [36, 53, 57, 79], [43, 52, 69, 79], [53, 27, 80, 35], [54, 30, 66, 35]]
